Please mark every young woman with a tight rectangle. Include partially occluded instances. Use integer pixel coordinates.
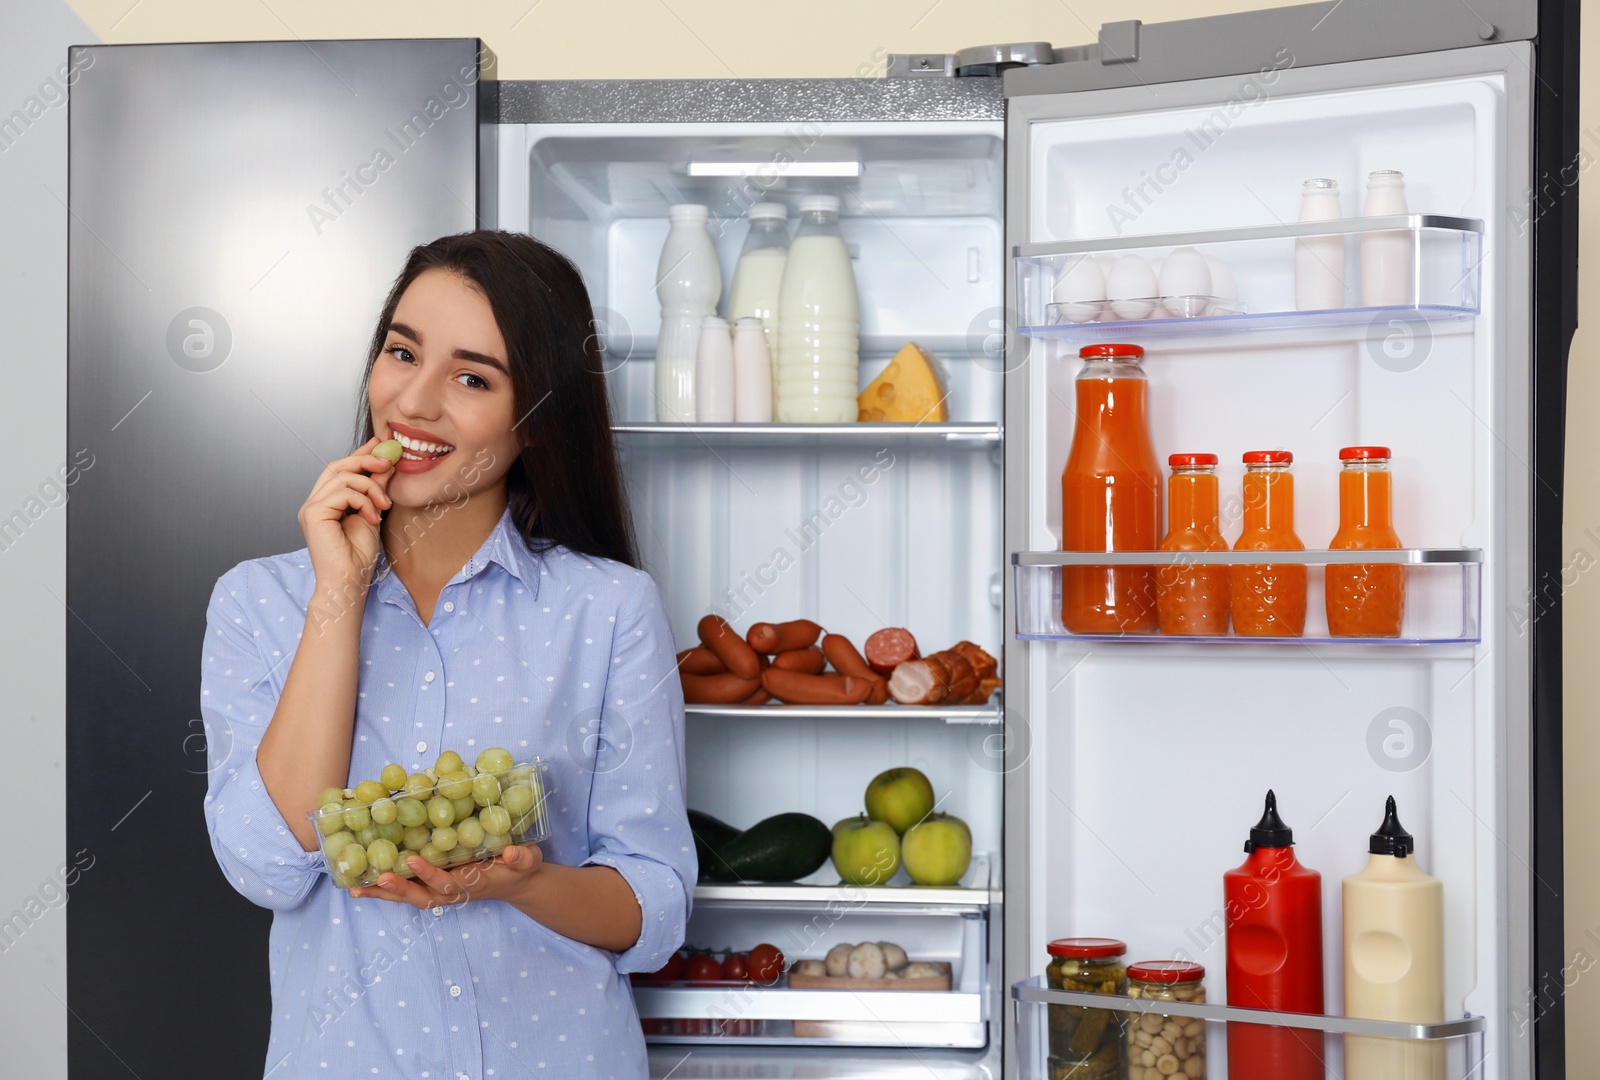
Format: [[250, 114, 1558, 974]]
[[200, 231, 693, 1079]]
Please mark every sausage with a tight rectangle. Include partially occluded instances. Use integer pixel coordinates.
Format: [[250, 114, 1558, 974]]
[[760, 668, 874, 705], [738, 685, 772, 705], [697, 614, 762, 679], [682, 671, 761, 704], [863, 628, 919, 677], [747, 619, 823, 655], [821, 634, 890, 704], [676, 646, 727, 676], [772, 647, 827, 675]]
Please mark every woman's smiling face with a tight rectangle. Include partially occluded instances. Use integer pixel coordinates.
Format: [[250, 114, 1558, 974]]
[[368, 268, 523, 508]]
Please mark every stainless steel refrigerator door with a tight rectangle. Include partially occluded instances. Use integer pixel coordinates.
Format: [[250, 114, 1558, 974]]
[[67, 38, 485, 1078], [1001, 43, 1535, 1080]]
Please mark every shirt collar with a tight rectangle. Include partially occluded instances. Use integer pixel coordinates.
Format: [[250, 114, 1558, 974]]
[[372, 504, 539, 601]]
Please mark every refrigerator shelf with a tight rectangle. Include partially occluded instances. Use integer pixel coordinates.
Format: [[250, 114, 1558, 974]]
[[612, 421, 1000, 447], [1012, 549, 1482, 644], [693, 853, 994, 909], [1017, 301, 1476, 343], [685, 702, 1002, 725]]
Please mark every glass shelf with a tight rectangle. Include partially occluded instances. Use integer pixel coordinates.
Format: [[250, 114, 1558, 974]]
[[1013, 214, 1482, 340], [686, 701, 1002, 725], [1012, 549, 1482, 645], [694, 853, 995, 910], [612, 421, 1000, 448]]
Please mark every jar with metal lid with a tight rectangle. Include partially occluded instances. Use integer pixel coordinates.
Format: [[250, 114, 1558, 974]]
[[1125, 961, 1206, 1080], [1045, 938, 1127, 1080]]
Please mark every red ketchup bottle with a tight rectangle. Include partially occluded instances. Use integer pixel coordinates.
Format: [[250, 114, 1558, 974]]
[[1225, 790, 1325, 1080]]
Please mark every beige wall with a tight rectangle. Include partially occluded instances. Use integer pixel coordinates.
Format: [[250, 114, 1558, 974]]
[[62, 0, 1599, 1063]]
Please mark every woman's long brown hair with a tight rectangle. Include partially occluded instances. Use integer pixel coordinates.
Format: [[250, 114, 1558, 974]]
[[352, 230, 638, 569]]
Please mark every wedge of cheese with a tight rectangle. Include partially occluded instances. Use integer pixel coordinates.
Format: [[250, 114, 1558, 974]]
[[858, 342, 949, 423]]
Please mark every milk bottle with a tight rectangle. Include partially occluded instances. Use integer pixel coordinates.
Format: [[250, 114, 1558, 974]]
[[1360, 170, 1413, 307], [1294, 178, 1346, 310], [728, 202, 789, 360], [774, 194, 859, 423], [655, 204, 721, 422]]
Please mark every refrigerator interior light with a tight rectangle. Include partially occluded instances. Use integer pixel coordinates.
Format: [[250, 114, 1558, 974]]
[[686, 160, 862, 177]]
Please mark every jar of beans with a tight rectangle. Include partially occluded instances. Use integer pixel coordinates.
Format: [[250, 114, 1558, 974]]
[[1125, 961, 1206, 1079], [1044, 938, 1127, 1080]]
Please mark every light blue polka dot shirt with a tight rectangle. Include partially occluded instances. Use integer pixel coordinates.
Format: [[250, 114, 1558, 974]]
[[199, 504, 694, 1079]]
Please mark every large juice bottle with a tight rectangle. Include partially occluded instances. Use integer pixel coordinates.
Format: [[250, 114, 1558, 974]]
[[1225, 791, 1325, 1080], [1156, 453, 1230, 635], [1060, 343, 1161, 634], [1230, 450, 1307, 636], [1326, 446, 1405, 637]]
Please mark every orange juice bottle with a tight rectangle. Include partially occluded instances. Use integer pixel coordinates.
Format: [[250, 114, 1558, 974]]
[[1060, 343, 1161, 634], [1157, 453, 1230, 635], [1230, 450, 1307, 636], [1326, 446, 1405, 637]]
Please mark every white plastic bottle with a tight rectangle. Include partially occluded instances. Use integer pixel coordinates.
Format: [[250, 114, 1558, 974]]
[[655, 204, 721, 423], [774, 194, 859, 423], [1361, 170, 1413, 307], [1342, 796, 1445, 1080], [728, 202, 789, 357], [732, 317, 773, 422], [1294, 178, 1346, 311], [694, 316, 734, 422]]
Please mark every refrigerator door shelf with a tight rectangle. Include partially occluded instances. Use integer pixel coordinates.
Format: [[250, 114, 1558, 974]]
[[1012, 549, 1481, 644], [693, 852, 994, 908], [613, 421, 1001, 447], [1012, 976, 1486, 1080], [1014, 216, 1482, 334], [687, 702, 1001, 724]]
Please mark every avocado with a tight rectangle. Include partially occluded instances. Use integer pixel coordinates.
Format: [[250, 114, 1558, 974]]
[[688, 809, 742, 879], [704, 812, 832, 883]]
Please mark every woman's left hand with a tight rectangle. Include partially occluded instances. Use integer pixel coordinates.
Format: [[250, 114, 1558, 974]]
[[350, 844, 544, 908]]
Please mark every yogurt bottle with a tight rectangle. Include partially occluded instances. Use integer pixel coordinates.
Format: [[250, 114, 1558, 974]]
[[1294, 178, 1346, 311], [774, 194, 859, 423], [655, 204, 721, 422]]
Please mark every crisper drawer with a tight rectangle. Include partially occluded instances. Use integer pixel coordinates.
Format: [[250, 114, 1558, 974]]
[[633, 899, 989, 1049]]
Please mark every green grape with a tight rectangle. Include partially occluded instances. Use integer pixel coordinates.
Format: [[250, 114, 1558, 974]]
[[375, 821, 405, 844], [435, 750, 464, 776], [335, 843, 368, 877], [343, 804, 371, 832], [354, 780, 387, 805], [471, 774, 502, 807], [373, 439, 404, 465], [479, 805, 511, 836], [463, 764, 478, 778], [366, 839, 399, 872], [438, 770, 473, 801], [447, 845, 475, 867], [426, 796, 455, 828], [500, 784, 534, 818], [476, 747, 515, 774], [392, 858, 417, 879], [394, 797, 427, 828], [369, 797, 398, 825], [482, 831, 509, 854], [318, 786, 346, 808], [423, 767, 439, 783], [451, 796, 476, 822], [510, 812, 536, 839], [316, 803, 347, 836], [332, 868, 360, 889], [323, 830, 357, 857], [431, 825, 458, 852], [505, 765, 535, 785], [379, 763, 408, 791], [404, 773, 434, 800], [418, 843, 449, 867], [455, 817, 485, 849], [403, 825, 431, 850], [354, 825, 379, 846]]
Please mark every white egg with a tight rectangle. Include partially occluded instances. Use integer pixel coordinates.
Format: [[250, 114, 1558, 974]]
[[1159, 247, 1213, 318], [1050, 255, 1106, 323], [1105, 254, 1157, 320], [1204, 255, 1239, 315]]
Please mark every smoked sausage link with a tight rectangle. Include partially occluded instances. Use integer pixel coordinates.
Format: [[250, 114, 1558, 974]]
[[771, 647, 827, 675], [863, 627, 919, 677], [760, 669, 873, 705], [677, 646, 728, 676], [821, 633, 890, 703], [698, 614, 762, 679], [747, 619, 824, 655], [682, 671, 761, 705]]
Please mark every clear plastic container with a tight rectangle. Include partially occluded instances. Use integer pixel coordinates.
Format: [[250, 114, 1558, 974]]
[[308, 759, 554, 890], [1044, 937, 1126, 1080], [1125, 961, 1207, 1080]]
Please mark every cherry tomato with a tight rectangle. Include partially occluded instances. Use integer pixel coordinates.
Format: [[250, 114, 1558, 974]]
[[684, 953, 724, 982], [747, 943, 785, 984], [650, 951, 685, 983], [723, 952, 749, 981]]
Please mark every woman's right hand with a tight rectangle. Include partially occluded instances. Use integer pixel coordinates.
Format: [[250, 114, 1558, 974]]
[[300, 436, 396, 595]]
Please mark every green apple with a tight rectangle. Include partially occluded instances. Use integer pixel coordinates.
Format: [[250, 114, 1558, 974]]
[[864, 767, 936, 835], [832, 815, 901, 886], [901, 814, 972, 886]]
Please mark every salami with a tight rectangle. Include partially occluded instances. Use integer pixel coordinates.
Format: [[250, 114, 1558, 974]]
[[863, 627, 919, 677]]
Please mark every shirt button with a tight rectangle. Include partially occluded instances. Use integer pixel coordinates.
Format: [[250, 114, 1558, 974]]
[[416, 741, 428, 753], [449, 984, 463, 998], [425, 671, 436, 683], [433, 906, 445, 917], [443, 601, 455, 613]]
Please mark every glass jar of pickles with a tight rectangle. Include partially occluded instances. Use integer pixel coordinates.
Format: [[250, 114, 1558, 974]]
[[1044, 938, 1127, 1080], [1125, 961, 1206, 1080]]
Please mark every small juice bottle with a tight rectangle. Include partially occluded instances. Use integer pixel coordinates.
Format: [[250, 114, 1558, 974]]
[[1230, 450, 1307, 636], [1060, 343, 1161, 634], [1156, 453, 1230, 635], [1327, 446, 1405, 637]]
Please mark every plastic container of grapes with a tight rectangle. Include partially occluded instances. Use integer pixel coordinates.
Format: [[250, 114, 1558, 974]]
[[308, 758, 555, 890]]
